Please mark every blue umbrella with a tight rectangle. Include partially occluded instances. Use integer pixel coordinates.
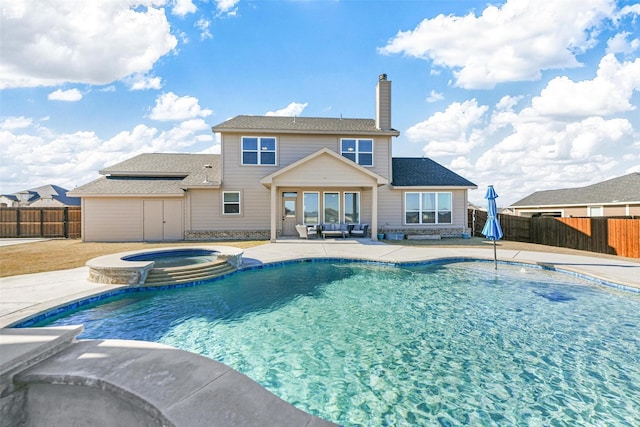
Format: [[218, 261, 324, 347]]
[[482, 185, 503, 269]]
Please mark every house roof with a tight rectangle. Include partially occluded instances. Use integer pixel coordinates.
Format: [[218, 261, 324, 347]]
[[212, 115, 400, 136], [2, 185, 80, 206], [391, 158, 477, 188], [71, 153, 221, 196], [511, 172, 640, 207]]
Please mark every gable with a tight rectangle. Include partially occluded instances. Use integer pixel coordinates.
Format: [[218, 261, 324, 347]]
[[260, 148, 388, 187]]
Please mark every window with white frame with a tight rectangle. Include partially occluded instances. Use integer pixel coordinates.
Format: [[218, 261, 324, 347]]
[[405, 192, 452, 224], [303, 192, 319, 225], [588, 206, 603, 217], [242, 137, 276, 165], [344, 192, 360, 223], [341, 138, 373, 166], [222, 191, 241, 214], [324, 192, 340, 224]]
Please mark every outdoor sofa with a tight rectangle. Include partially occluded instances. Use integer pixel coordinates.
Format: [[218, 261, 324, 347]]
[[349, 223, 369, 237]]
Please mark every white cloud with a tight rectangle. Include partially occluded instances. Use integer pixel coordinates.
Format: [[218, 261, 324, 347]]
[[426, 90, 444, 103], [406, 100, 488, 156], [47, 88, 83, 102], [196, 18, 213, 40], [0, 119, 217, 192], [530, 54, 640, 118], [379, 0, 614, 89], [265, 102, 308, 117], [149, 92, 213, 121], [127, 73, 163, 91], [216, 0, 239, 16], [409, 51, 640, 205], [0, 0, 177, 89], [0, 116, 33, 130], [172, 0, 197, 17], [606, 32, 640, 55]]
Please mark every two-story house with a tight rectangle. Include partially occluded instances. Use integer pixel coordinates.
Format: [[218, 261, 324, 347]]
[[71, 75, 476, 242]]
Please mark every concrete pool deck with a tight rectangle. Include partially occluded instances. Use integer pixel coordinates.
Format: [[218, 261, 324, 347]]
[[1, 239, 639, 329], [1, 239, 639, 426]]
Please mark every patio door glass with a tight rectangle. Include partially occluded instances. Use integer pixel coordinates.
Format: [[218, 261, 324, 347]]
[[324, 192, 340, 224], [282, 192, 297, 236], [344, 192, 360, 223], [303, 192, 319, 225]]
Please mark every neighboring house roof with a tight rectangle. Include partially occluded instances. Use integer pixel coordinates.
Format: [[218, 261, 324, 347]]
[[391, 158, 477, 188], [212, 115, 400, 136], [2, 185, 80, 206], [71, 153, 221, 196], [511, 172, 640, 207]]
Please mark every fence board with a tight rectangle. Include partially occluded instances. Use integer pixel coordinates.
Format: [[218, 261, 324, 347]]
[[0, 207, 81, 239]]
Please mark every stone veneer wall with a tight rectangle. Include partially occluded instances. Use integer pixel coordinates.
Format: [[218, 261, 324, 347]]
[[380, 226, 466, 238], [185, 230, 270, 240]]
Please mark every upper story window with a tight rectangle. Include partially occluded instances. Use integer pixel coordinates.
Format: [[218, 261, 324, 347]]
[[242, 137, 276, 165], [341, 138, 373, 166]]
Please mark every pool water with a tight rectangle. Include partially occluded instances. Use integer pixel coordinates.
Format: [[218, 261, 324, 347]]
[[121, 249, 217, 268], [33, 262, 640, 426]]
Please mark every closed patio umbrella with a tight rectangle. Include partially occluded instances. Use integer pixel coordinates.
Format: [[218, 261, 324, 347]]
[[481, 185, 503, 269]]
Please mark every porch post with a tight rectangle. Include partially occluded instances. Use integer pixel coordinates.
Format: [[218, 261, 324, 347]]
[[270, 185, 277, 242], [371, 184, 378, 241]]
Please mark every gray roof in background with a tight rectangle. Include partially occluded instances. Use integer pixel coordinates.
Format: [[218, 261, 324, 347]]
[[72, 153, 221, 196], [511, 172, 640, 206], [2, 184, 80, 206], [212, 115, 400, 136], [392, 158, 477, 188]]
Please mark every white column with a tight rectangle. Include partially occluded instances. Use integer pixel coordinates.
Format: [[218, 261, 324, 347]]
[[371, 184, 378, 241], [270, 185, 277, 242]]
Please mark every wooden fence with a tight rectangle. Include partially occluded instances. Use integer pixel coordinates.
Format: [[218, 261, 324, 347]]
[[469, 209, 640, 258], [0, 207, 81, 239]]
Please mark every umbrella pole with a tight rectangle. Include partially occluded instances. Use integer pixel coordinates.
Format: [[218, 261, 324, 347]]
[[493, 239, 497, 269]]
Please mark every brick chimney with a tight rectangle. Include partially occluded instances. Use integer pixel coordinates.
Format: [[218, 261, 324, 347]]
[[376, 74, 391, 131]]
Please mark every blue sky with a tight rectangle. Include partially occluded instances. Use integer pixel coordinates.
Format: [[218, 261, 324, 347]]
[[1, 0, 639, 206]]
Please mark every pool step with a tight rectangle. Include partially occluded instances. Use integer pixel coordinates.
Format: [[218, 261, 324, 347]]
[[144, 260, 236, 285]]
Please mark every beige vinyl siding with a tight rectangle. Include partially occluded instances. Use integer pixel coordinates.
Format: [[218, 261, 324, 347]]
[[377, 186, 403, 226], [222, 133, 392, 184], [82, 198, 143, 241], [377, 188, 468, 228], [189, 189, 219, 229], [514, 204, 640, 217]]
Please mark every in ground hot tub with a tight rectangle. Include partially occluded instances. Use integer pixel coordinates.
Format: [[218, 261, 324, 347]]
[[86, 246, 243, 285], [121, 248, 218, 268]]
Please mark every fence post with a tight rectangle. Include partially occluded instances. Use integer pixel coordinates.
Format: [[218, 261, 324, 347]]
[[40, 209, 44, 237], [16, 208, 21, 237], [64, 207, 69, 238]]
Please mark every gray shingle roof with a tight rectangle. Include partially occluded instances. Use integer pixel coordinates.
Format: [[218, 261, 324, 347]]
[[100, 153, 220, 178], [212, 115, 400, 136], [392, 158, 477, 187], [511, 173, 640, 206], [72, 153, 221, 196]]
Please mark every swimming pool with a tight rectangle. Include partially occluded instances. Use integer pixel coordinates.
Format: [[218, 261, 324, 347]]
[[31, 261, 640, 426]]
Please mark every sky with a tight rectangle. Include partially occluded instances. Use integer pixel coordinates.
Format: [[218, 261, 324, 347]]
[[1, 0, 639, 207]]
